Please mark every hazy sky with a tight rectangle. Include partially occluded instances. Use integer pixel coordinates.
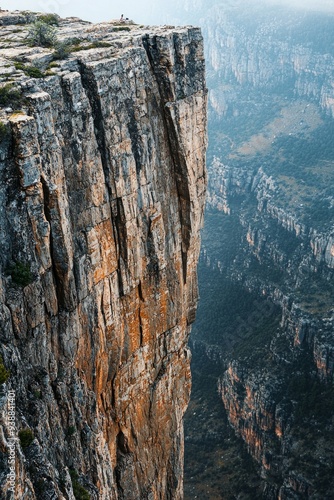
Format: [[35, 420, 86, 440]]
[[0, 0, 159, 24], [265, 0, 334, 11], [1, 0, 334, 24]]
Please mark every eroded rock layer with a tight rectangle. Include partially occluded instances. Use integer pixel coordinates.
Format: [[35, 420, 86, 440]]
[[0, 13, 207, 499]]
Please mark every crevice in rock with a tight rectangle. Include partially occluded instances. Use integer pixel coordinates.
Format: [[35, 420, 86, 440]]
[[77, 60, 115, 201], [138, 281, 144, 302], [138, 310, 143, 347], [115, 431, 138, 500], [146, 218, 160, 284], [125, 98, 143, 174], [41, 176, 63, 310], [78, 61, 130, 295], [117, 430, 130, 454], [115, 197, 128, 265], [142, 35, 191, 284]]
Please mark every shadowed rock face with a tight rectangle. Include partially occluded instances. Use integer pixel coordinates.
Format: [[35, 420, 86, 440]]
[[0, 13, 207, 499]]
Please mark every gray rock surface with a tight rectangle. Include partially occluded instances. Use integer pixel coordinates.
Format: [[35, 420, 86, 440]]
[[0, 12, 207, 499]]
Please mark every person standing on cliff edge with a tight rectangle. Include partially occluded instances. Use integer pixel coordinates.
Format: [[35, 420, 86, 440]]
[[120, 14, 124, 22]]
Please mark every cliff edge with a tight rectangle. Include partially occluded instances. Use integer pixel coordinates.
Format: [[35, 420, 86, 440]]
[[0, 12, 207, 499]]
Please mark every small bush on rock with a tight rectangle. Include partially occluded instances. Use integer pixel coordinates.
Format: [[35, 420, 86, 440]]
[[14, 61, 45, 78], [0, 83, 22, 107], [25, 66, 44, 78], [0, 355, 10, 385], [39, 13, 60, 26], [19, 428, 34, 448], [69, 470, 91, 500], [52, 40, 72, 60], [0, 121, 9, 143], [26, 20, 57, 48], [8, 261, 33, 287]]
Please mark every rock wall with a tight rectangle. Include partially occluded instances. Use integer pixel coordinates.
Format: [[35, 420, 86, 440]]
[[0, 13, 207, 499], [203, 5, 334, 117]]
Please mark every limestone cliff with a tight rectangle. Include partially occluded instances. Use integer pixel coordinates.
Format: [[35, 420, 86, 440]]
[[0, 12, 207, 499], [203, 3, 334, 117]]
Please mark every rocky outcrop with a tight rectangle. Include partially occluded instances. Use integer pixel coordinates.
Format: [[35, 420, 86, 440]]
[[0, 12, 207, 499]]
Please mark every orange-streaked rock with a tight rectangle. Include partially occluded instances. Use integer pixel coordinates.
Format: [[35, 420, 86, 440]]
[[0, 13, 207, 500]]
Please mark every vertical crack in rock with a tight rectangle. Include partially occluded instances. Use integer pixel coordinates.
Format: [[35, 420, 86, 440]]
[[77, 61, 115, 200], [125, 98, 144, 175], [77, 61, 127, 296], [40, 176, 61, 309], [142, 34, 192, 283]]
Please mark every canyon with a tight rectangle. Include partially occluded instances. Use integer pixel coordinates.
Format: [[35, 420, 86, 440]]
[[0, 11, 207, 499], [163, 2, 334, 499]]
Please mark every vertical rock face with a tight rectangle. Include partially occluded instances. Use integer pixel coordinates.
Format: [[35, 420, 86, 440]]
[[0, 14, 207, 499]]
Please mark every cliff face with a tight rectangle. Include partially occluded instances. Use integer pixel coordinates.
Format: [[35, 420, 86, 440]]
[[203, 4, 334, 117], [0, 13, 207, 499]]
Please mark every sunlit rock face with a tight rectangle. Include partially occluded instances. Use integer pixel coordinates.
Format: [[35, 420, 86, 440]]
[[0, 12, 207, 499]]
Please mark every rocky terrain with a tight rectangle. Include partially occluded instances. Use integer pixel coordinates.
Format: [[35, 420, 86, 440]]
[[0, 11, 207, 499]]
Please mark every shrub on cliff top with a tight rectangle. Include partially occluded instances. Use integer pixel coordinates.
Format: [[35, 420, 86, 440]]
[[38, 13, 60, 26], [24, 66, 45, 78], [0, 83, 22, 107], [113, 26, 131, 32], [52, 37, 85, 59], [26, 20, 57, 48], [14, 61, 45, 78], [52, 40, 71, 60]]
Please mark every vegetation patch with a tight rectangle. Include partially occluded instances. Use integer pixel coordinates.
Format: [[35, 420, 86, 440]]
[[51, 37, 87, 58], [14, 62, 45, 78], [19, 428, 34, 448], [0, 121, 9, 143], [48, 61, 60, 68], [68, 44, 86, 53], [26, 20, 57, 48], [69, 470, 90, 500], [0, 355, 10, 385], [66, 426, 76, 438], [8, 261, 33, 287], [33, 389, 42, 399], [38, 14, 60, 26], [113, 26, 131, 32], [68, 40, 112, 53], [24, 66, 45, 78], [85, 41, 112, 48], [0, 83, 22, 107], [52, 41, 71, 60]]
